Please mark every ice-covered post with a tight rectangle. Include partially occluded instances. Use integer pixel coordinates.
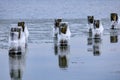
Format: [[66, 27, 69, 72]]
[[60, 23, 67, 34], [94, 20, 100, 29], [88, 16, 94, 24], [54, 19, 62, 27], [111, 13, 118, 22], [18, 22, 25, 32]]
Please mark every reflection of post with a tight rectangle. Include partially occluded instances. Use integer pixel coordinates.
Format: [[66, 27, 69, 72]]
[[87, 32, 93, 45], [53, 34, 70, 69], [110, 29, 118, 43], [93, 34, 101, 56], [8, 47, 27, 80], [54, 37, 58, 55], [58, 44, 70, 69], [59, 55, 68, 68], [87, 32, 93, 52], [9, 53, 26, 80]]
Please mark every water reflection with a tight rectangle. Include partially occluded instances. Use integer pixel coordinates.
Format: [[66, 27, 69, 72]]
[[110, 29, 118, 43], [54, 37, 58, 55], [54, 38, 70, 69], [93, 34, 102, 56], [58, 43, 70, 69], [87, 32, 93, 52], [87, 33, 102, 56], [8, 48, 27, 80], [87, 32, 93, 45]]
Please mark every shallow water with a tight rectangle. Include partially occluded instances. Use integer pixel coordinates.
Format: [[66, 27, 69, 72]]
[[0, 19, 120, 80]]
